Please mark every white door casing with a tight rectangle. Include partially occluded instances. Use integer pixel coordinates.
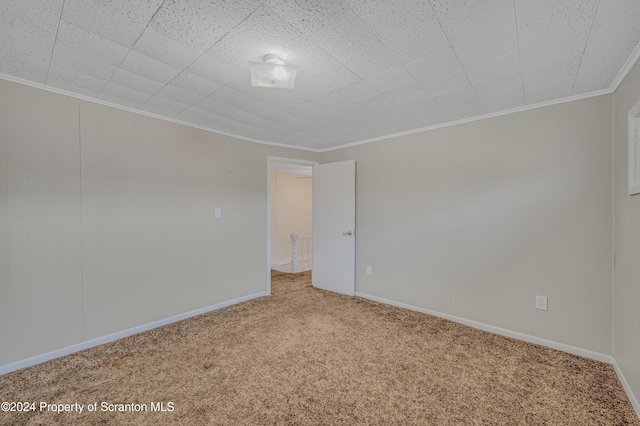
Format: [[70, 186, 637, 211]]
[[266, 156, 318, 293], [312, 160, 356, 296]]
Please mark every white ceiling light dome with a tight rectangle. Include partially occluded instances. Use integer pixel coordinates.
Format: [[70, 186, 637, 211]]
[[249, 54, 298, 89]]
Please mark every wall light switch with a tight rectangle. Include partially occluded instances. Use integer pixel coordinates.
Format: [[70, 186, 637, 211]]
[[215, 207, 221, 218], [535, 295, 548, 311], [366, 265, 372, 276]]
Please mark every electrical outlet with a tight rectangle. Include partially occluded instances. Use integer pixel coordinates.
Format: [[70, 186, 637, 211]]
[[535, 295, 548, 311], [366, 265, 372, 276]]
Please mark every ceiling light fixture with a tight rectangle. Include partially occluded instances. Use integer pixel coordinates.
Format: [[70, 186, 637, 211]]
[[249, 54, 298, 89]]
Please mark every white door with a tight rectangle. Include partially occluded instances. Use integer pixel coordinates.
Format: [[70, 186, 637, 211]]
[[312, 160, 356, 296]]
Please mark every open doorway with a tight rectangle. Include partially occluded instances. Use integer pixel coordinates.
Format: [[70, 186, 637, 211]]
[[267, 157, 318, 294], [270, 164, 312, 272]]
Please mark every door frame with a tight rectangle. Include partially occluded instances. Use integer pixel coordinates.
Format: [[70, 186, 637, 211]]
[[266, 156, 319, 294]]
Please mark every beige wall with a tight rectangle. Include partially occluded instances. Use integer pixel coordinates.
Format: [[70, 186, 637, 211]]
[[0, 79, 318, 366], [270, 171, 312, 266], [322, 95, 613, 355], [0, 73, 624, 376], [613, 56, 640, 403]]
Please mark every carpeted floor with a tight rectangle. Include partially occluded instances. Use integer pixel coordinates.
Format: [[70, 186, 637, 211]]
[[1, 270, 638, 425]]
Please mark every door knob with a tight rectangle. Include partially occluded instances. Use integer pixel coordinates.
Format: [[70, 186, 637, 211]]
[[342, 230, 353, 236]]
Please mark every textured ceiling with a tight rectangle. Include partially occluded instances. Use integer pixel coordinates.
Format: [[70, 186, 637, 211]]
[[1, 0, 639, 151]]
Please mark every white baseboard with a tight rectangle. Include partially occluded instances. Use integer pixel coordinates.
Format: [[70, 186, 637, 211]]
[[612, 359, 640, 419], [0, 291, 269, 375], [272, 263, 292, 272], [271, 258, 291, 267], [356, 292, 640, 419], [271, 257, 313, 268], [356, 292, 612, 362]]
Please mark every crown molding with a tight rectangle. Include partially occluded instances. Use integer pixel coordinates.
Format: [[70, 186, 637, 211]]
[[0, 73, 321, 153]]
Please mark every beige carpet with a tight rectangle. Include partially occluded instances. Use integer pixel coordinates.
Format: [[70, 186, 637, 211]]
[[0, 270, 638, 425]]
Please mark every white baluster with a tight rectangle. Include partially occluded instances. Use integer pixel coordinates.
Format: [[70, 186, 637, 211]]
[[300, 237, 305, 271], [290, 232, 299, 273]]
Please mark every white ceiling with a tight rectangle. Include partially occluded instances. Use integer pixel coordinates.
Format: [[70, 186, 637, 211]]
[[1, 0, 639, 151]]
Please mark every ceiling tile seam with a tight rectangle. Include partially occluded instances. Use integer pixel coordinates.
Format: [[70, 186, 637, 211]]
[[307, 60, 377, 104], [214, 0, 271, 46], [445, 49, 484, 114], [399, 1, 451, 99], [426, 0, 452, 47], [88, 1, 169, 97], [133, 0, 166, 48], [195, 0, 270, 64], [99, 1, 251, 112], [425, 1, 484, 115], [104, 0, 174, 105], [346, 2, 417, 83], [143, 97, 185, 117], [140, 72, 192, 109], [100, 59, 129, 98], [134, 0, 269, 118], [119, 61, 193, 113], [44, 0, 67, 86], [157, 98, 190, 118], [290, 4, 402, 101], [512, 0, 526, 105], [308, 92, 378, 121], [138, 72, 206, 114], [369, 41, 427, 107], [52, 19, 129, 95], [570, 0, 603, 96]]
